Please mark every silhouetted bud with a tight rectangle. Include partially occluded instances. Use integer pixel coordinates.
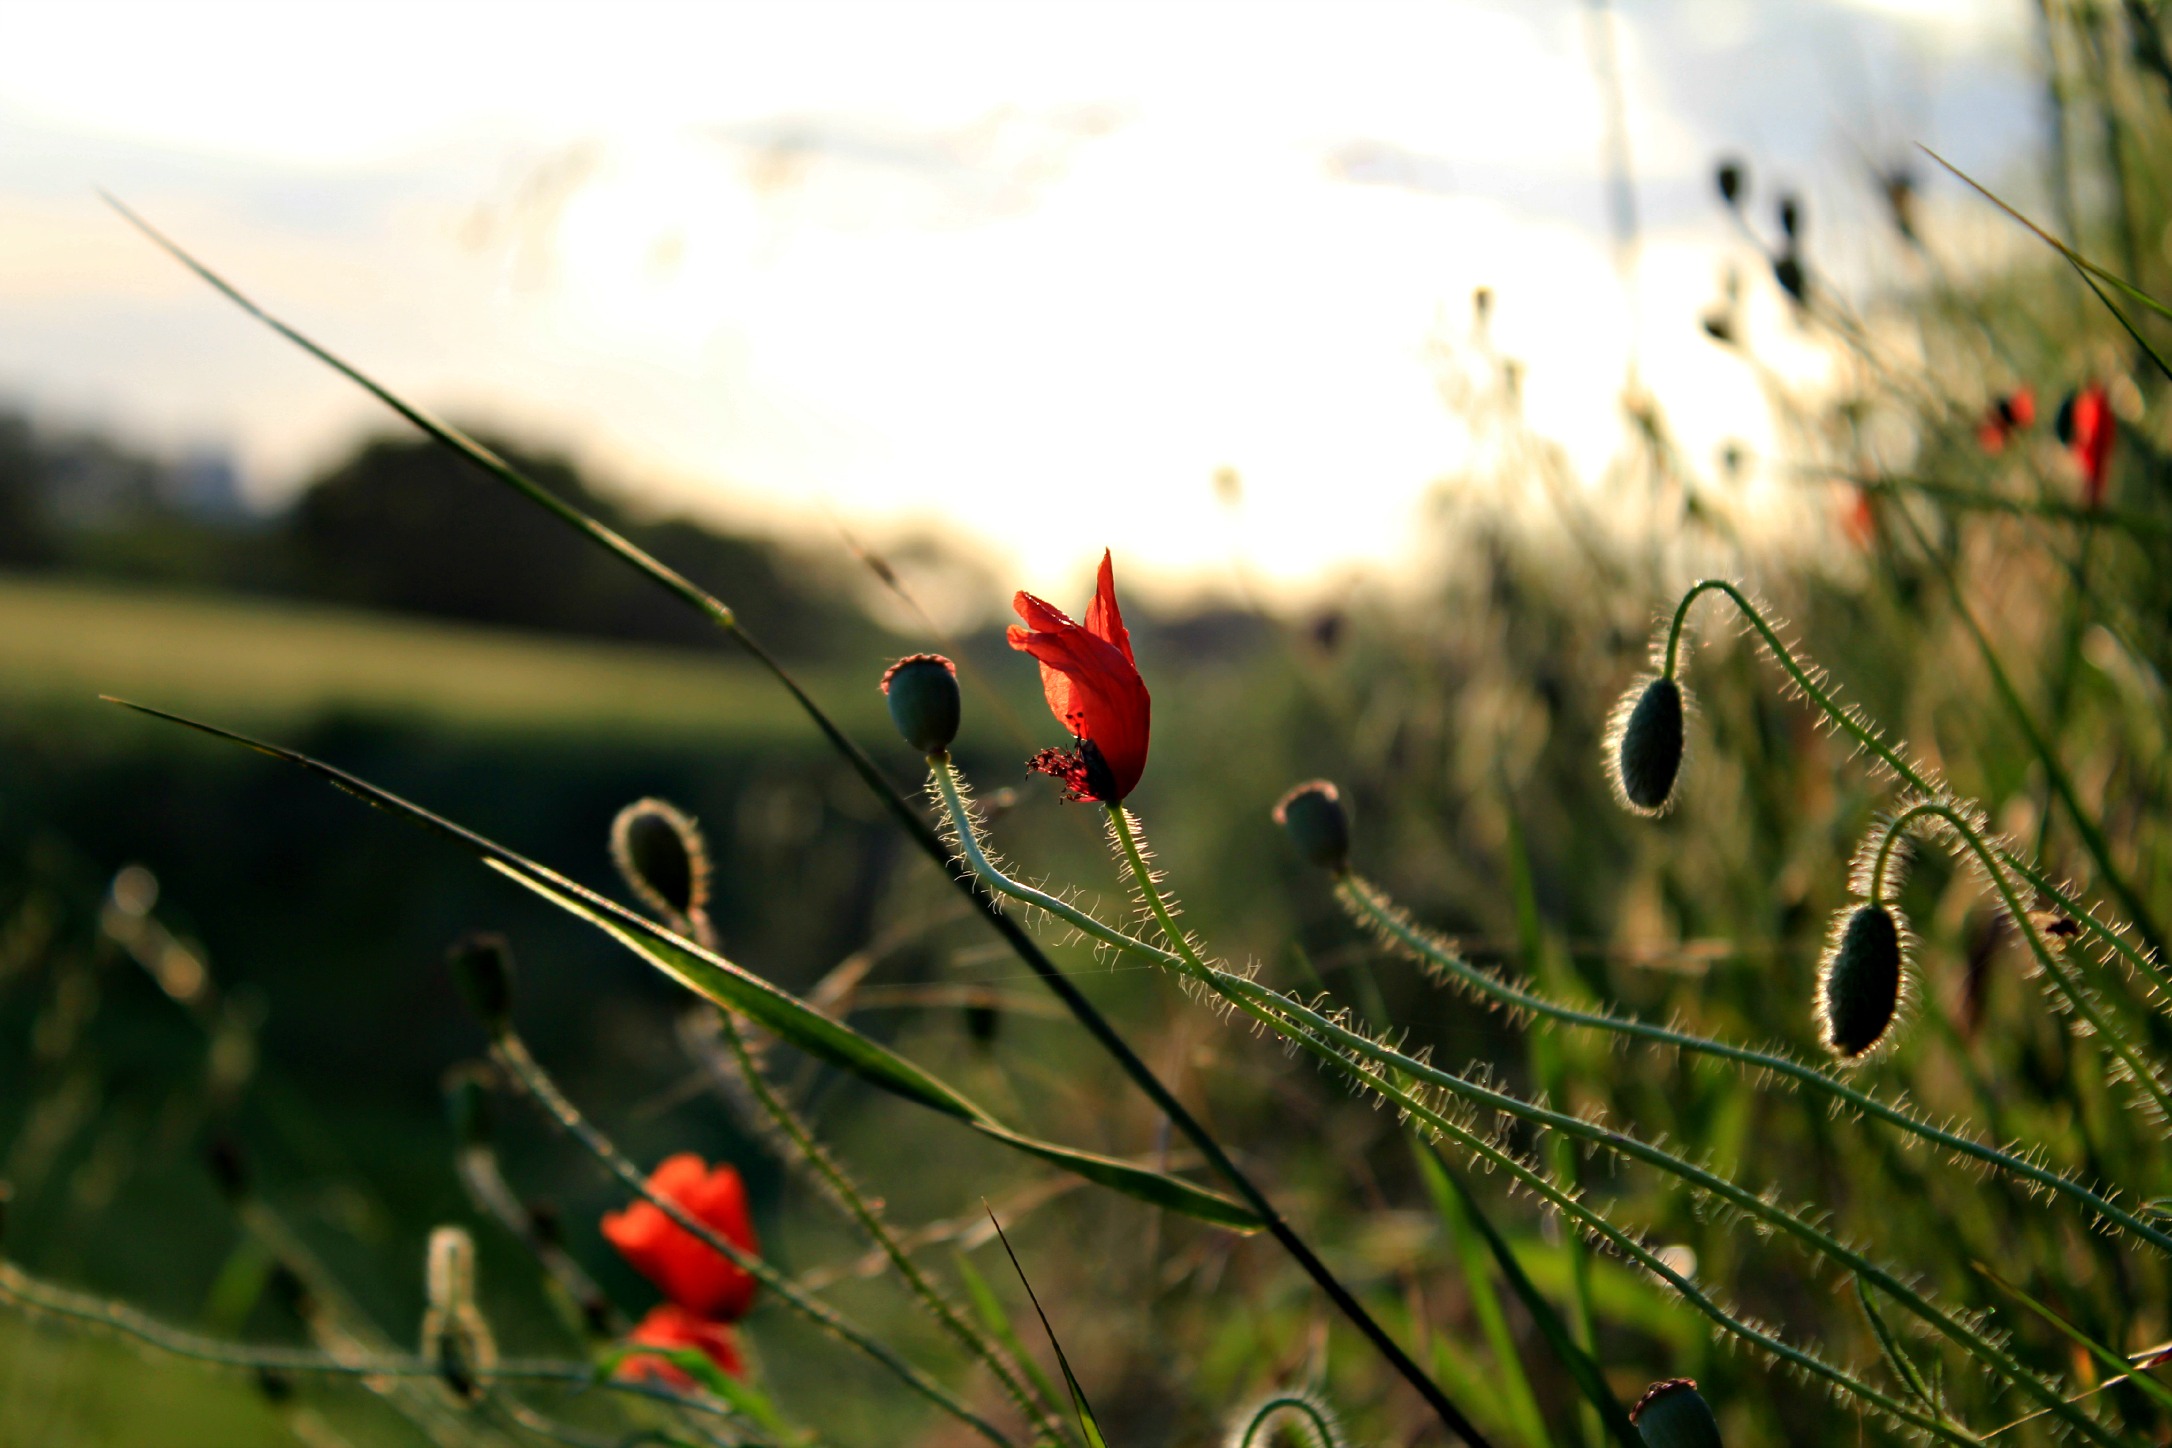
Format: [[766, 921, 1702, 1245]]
[[447, 933, 515, 1029], [1884, 168, 1917, 242], [1714, 159, 1745, 208], [1773, 250, 1807, 305], [1777, 193, 1802, 241], [1609, 677, 1686, 815], [964, 999, 1001, 1046], [255, 1367, 294, 1404], [881, 654, 962, 754], [1273, 780, 1353, 871], [1817, 904, 1908, 1060], [609, 799, 711, 926], [1633, 1379, 1722, 1448], [206, 1136, 250, 1202], [443, 1066, 493, 1150], [268, 1264, 313, 1319]]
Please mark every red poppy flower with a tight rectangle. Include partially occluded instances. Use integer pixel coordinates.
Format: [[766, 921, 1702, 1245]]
[[1006, 549, 1152, 803], [1975, 387, 2035, 454], [601, 1154, 760, 1321], [614, 1303, 744, 1389], [2058, 384, 2115, 508]]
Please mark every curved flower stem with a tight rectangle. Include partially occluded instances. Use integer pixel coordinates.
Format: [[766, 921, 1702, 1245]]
[[0, 1256, 755, 1428], [489, 1029, 1017, 1448], [1867, 802, 2172, 1124], [930, 768, 2111, 1443], [105, 203, 1407, 1448], [925, 764, 1494, 1448], [1662, 579, 2170, 1005], [711, 1012, 1072, 1446], [1335, 872, 2172, 1256]]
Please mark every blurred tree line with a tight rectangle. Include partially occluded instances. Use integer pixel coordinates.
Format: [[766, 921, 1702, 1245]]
[[0, 412, 888, 662]]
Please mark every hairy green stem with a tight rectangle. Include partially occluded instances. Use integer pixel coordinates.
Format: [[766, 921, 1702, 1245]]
[[490, 1030, 1016, 1448], [933, 769, 2111, 1442], [1337, 873, 2172, 1256], [1867, 801, 2172, 1124], [1661, 580, 2166, 1006], [711, 1013, 1070, 1446]]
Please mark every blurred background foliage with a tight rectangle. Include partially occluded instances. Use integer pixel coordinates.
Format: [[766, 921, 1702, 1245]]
[[11, 6, 2172, 1447]]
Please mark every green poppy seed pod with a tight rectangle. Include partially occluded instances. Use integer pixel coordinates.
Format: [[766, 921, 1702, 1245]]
[[609, 798, 711, 926], [1273, 780, 1353, 871], [447, 932, 515, 1030], [1817, 903, 1906, 1060], [1611, 676, 1686, 815], [1632, 1379, 1722, 1448], [881, 653, 962, 754]]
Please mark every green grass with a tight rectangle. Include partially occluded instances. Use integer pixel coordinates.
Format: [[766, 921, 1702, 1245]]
[[0, 572, 866, 742]]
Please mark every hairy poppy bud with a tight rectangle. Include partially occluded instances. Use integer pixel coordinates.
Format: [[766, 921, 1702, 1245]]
[[1273, 780, 1353, 871], [1610, 677, 1686, 815], [610, 799, 711, 927], [881, 653, 962, 754], [1817, 904, 1907, 1060], [1715, 159, 1745, 208], [448, 932, 515, 1030], [443, 1065, 493, 1150], [1632, 1379, 1722, 1448], [421, 1225, 497, 1405]]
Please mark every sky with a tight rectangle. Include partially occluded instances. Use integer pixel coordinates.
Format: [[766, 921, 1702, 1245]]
[[0, 0, 2042, 606]]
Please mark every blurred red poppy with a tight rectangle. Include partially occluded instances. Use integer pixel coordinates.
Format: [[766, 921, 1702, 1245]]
[[1975, 388, 2035, 454], [601, 1154, 760, 1322], [1007, 549, 1152, 802], [614, 1303, 744, 1388], [2058, 385, 2115, 508]]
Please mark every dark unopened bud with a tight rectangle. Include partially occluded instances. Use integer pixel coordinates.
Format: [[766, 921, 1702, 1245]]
[[255, 1366, 294, 1404], [525, 1199, 563, 1248], [609, 799, 710, 926], [1777, 193, 1802, 241], [964, 999, 1000, 1046], [206, 1136, 250, 1202], [1610, 676, 1686, 815], [447, 933, 515, 1029], [443, 1065, 493, 1150], [881, 654, 962, 754], [1773, 251, 1807, 305], [1632, 1379, 1722, 1448], [1817, 903, 1907, 1060], [1273, 780, 1352, 871], [1715, 159, 1745, 208]]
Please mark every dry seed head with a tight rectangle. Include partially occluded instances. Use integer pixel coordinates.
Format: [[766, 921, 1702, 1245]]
[[609, 798, 712, 928], [1607, 675, 1688, 815], [1816, 904, 1912, 1062], [1632, 1378, 1723, 1448]]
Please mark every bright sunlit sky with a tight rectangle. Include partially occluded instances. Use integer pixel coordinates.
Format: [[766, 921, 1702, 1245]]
[[0, 0, 2039, 602]]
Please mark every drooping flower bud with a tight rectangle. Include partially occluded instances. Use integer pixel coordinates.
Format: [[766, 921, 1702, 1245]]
[[1817, 903, 1908, 1061], [1609, 676, 1686, 815], [1714, 159, 1745, 208], [881, 653, 963, 754], [609, 799, 711, 928], [1273, 781, 1353, 872], [420, 1225, 497, 1405], [447, 932, 515, 1030], [1632, 1379, 1722, 1448], [1777, 193, 1802, 242]]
